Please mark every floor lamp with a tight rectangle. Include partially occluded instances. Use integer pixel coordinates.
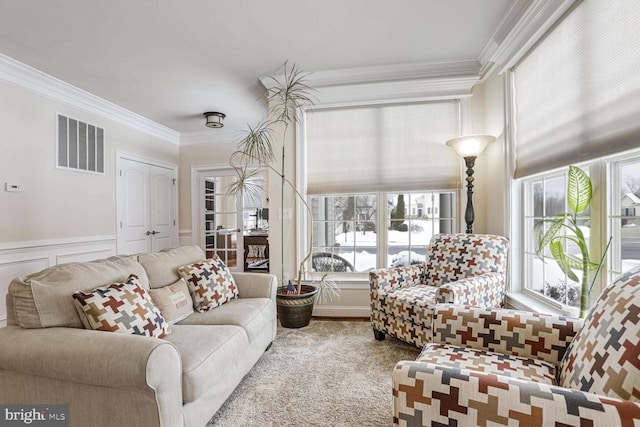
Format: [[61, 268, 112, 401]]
[[446, 135, 496, 233]]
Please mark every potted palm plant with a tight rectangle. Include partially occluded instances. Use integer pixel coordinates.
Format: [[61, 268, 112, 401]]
[[535, 165, 610, 318], [228, 62, 339, 328]]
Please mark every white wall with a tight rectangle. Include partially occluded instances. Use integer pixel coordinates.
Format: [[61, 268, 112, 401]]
[[0, 81, 179, 243], [0, 78, 179, 326], [471, 72, 508, 236]]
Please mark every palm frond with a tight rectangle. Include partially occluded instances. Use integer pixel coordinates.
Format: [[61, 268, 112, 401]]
[[226, 167, 262, 199], [236, 119, 274, 164], [315, 273, 341, 304], [266, 62, 316, 125]]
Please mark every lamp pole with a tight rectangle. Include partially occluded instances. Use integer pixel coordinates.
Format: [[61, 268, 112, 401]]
[[464, 156, 476, 233], [445, 134, 495, 235]]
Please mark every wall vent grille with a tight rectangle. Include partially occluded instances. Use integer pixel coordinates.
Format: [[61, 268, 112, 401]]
[[57, 114, 104, 174]]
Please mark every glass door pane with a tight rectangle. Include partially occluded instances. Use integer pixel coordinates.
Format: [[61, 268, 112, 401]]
[[203, 175, 241, 269]]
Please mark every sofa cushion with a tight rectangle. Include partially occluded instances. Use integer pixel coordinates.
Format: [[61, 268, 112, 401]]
[[418, 343, 558, 385], [138, 246, 206, 288], [164, 324, 249, 403], [72, 274, 170, 338], [8, 255, 150, 329], [177, 297, 274, 343], [148, 278, 194, 324], [559, 265, 640, 401], [178, 256, 239, 312]]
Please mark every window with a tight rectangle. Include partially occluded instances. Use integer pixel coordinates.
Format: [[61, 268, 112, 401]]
[[509, 0, 640, 312], [520, 153, 640, 311], [311, 191, 456, 273], [522, 169, 590, 308], [608, 155, 640, 281]]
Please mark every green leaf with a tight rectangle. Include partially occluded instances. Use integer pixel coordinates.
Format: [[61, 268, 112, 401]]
[[549, 240, 580, 282], [535, 214, 571, 256], [567, 165, 592, 214]]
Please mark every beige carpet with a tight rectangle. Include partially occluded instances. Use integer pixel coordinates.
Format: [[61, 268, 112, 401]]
[[207, 320, 420, 427]]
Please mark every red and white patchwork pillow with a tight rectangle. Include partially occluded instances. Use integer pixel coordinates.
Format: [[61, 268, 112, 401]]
[[72, 274, 170, 338], [178, 255, 239, 312]]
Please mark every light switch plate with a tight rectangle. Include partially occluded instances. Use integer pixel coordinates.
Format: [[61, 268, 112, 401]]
[[5, 183, 21, 192]]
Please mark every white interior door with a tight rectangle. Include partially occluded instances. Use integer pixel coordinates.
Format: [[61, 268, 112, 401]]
[[117, 155, 177, 254], [150, 164, 177, 252]]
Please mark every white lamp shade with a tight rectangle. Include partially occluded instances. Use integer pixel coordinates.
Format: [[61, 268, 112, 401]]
[[446, 134, 496, 157]]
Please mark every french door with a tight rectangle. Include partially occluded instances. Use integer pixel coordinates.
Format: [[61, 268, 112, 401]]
[[195, 168, 243, 270]]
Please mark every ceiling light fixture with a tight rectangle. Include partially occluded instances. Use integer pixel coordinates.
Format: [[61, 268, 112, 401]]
[[204, 112, 225, 128]]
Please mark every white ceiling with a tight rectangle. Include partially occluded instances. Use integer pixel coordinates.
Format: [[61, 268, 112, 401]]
[[0, 0, 516, 137]]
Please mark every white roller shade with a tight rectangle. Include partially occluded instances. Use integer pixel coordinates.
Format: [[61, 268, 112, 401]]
[[513, 0, 640, 178], [305, 101, 460, 194]]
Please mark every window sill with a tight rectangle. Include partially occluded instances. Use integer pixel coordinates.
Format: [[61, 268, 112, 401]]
[[303, 275, 369, 290], [506, 292, 579, 316]]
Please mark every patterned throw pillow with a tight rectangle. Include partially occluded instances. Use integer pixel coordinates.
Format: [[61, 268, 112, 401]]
[[148, 278, 194, 324], [559, 265, 640, 401], [72, 274, 170, 338], [178, 255, 239, 312]]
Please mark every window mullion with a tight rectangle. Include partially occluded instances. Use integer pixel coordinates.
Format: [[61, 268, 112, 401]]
[[376, 192, 387, 269]]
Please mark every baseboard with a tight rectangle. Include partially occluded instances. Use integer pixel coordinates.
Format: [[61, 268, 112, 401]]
[[312, 305, 371, 318]]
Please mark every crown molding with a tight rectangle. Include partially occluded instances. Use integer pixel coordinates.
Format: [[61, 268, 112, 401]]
[[301, 59, 481, 88], [310, 76, 477, 107], [479, 0, 578, 76], [0, 53, 180, 145], [261, 61, 480, 108], [180, 129, 238, 146]]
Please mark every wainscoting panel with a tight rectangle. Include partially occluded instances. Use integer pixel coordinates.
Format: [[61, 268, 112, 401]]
[[0, 236, 116, 326]]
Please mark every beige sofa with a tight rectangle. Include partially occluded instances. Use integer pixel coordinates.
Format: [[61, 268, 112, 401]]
[[0, 246, 277, 427]]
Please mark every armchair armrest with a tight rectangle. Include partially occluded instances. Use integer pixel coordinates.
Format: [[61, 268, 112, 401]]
[[393, 361, 640, 427], [436, 272, 505, 306], [232, 272, 277, 299], [432, 305, 583, 365], [369, 264, 425, 295]]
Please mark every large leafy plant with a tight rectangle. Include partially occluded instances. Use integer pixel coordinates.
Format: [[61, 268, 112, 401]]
[[534, 165, 608, 318], [228, 62, 339, 301]]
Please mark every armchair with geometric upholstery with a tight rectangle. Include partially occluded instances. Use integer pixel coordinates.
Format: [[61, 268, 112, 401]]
[[392, 265, 640, 426], [370, 233, 509, 348]]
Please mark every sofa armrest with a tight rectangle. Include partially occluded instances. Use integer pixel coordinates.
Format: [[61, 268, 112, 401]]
[[0, 326, 181, 392], [436, 272, 505, 306], [393, 361, 640, 427], [432, 305, 583, 365], [232, 272, 277, 299], [369, 264, 425, 295]]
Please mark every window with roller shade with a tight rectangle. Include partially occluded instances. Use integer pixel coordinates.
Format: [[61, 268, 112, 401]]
[[304, 101, 460, 274], [512, 0, 640, 310]]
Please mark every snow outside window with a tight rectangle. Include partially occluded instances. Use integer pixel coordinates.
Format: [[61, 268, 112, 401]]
[[310, 191, 456, 273]]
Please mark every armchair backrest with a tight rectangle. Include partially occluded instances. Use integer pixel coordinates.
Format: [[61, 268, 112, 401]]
[[424, 234, 509, 287], [559, 265, 640, 402]]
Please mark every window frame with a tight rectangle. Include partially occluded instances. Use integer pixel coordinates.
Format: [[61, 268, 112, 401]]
[[304, 190, 457, 281], [513, 151, 640, 314]]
